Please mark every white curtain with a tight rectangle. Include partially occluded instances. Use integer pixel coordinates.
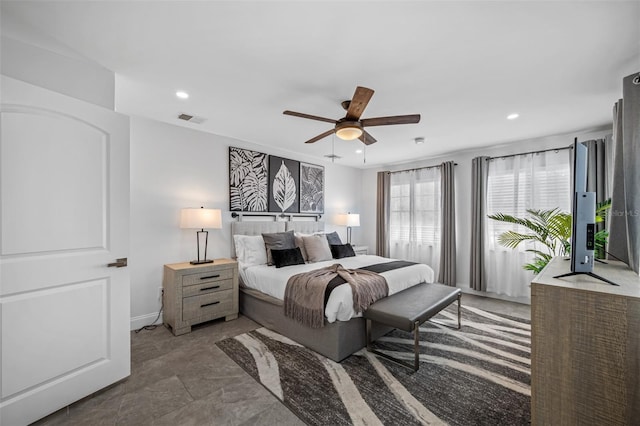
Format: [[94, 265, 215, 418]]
[[485, 150, 571, 298], [389, 167, 441, 277]]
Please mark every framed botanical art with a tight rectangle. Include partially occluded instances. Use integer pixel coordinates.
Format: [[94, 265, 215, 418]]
[[229, 147, 268, 211], [268, 156, 299, 213], [299, 162, 324, 213]]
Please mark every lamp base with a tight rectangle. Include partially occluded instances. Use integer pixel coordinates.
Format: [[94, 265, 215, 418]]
[[190, 259, 214, 265]]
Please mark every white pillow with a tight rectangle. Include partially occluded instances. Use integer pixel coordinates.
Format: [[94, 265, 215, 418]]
[[233, 234, 267, 267], [302, 234, 333, 262]]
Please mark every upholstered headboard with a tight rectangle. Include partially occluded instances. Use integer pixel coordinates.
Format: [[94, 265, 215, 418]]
[[285, 221, 325, 234], [230, 220, 325, 258], [230, 221, 285, 258]]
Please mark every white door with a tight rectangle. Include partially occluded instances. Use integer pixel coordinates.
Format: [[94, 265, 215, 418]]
[[0, 76, 130, 425]]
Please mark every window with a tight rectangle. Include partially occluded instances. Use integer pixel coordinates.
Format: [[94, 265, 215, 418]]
[[389, 167, 441, 275], [485, 149, 571, 297]]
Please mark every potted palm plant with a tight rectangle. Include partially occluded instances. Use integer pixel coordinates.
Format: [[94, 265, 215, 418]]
[[488, 199, 611, 274], [487, 208, 571, 274]]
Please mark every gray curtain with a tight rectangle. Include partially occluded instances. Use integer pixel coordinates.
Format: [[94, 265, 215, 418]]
[[609, 72, 640, 273], [438, 161, 456, 286], [585, 139, 609, 204], [376, 171, 391, 257], [470, 156, 489, 291]]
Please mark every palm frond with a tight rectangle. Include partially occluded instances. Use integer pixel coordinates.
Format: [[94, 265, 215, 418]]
[[489, 206, 587, 272], [487, 213, 547, 235], [525, 249, 553, 261], [524, 256, 551, 274], [496, 231, 539, 249]]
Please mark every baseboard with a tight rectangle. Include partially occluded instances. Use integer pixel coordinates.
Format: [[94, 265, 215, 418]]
[[130, 312, 163, 331], [457, 287, 531, 305]]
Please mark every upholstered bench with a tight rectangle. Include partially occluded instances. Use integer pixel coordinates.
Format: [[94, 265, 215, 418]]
[[363, 283, 462, 371]]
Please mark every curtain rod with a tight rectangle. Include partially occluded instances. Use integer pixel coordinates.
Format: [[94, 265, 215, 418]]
[[230, 212, 322, 221], [486, 145, 571, 161], [389, 162, 458, 174]]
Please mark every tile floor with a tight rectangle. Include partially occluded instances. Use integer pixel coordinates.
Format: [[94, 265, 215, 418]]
[[33, 293, 530, 425]]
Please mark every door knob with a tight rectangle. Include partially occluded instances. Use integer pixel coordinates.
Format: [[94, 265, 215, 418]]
[[107, 258, 128, 268]]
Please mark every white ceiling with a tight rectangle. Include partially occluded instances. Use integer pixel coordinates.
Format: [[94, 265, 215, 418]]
[[3, 1, 639, 168]]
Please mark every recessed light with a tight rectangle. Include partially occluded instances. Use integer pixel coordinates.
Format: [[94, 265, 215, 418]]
[[176, 91, 189, 99], [355, 149, 363, 154], [507, 113, 519, 120]]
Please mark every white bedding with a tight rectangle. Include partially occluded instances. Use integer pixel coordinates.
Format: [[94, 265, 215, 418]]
[[240, 255, 435, 323]]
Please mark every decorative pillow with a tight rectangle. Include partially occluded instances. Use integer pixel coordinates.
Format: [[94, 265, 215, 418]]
[[271, 247, 305, 268], [302, 234, 333, 262], [262, 230, 296, 265], [233, 234, 267, 267], [330, 243, 356, 259], [294, 232, 310, 262], [325, 231, 343, 245]]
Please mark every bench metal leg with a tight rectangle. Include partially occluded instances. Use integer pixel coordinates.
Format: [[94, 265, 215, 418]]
[[412, 319, 420, 371], [457, 293, 462, 329], [365, 293, 462, 373], [428, 293, 462, 330], [366, 319, 421, 372]]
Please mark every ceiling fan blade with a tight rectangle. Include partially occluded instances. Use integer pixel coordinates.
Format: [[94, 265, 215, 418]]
[[304, 129, 335, 144], [360, 114, 421, 127], [283, 110, 337, 124], [345, 86, 374, 121], [359, 130, 377, 145]]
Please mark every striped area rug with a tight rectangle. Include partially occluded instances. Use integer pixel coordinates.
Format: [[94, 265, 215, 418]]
[[216, 305, 530, 425]]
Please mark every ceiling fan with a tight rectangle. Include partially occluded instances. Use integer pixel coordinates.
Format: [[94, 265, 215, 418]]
[[283, 86, 420, 145]]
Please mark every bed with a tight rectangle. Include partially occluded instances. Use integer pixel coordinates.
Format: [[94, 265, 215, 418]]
[[231, 219, 435, 362]]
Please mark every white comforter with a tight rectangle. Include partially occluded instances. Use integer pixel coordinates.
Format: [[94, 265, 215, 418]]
[[240, 255, 434, 323]]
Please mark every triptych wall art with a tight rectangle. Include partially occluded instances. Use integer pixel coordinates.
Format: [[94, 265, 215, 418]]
[[229, 146, 324, 214]]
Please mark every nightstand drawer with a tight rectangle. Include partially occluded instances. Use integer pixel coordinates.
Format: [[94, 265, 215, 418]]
[[182, 278, 233, 297], [182, 268, 234, 287], [182, 289, 234, 321]]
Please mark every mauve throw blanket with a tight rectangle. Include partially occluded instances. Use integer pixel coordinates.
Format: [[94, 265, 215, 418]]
[[284, 264, 388, 328]]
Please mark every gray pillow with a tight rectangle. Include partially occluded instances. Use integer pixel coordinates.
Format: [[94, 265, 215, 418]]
[[302, 234, 333, 262], [262, 230, 296, 265], [325, 231, 342, 245]]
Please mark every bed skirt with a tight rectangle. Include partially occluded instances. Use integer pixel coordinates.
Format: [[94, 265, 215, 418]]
[[240, 287, 392, 362]]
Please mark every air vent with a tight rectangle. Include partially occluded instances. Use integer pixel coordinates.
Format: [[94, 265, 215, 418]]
[[324, 154, 342, 160], [177, 113, 206, 124]]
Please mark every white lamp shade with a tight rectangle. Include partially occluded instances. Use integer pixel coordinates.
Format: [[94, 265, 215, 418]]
[[180, 208, 222, 229], [336, 213, 360, 227]]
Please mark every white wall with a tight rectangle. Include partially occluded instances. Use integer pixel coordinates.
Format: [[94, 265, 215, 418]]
[[129, 116, 364, 328], [361, 126, 612, 302], [0, 10, 114, 109]]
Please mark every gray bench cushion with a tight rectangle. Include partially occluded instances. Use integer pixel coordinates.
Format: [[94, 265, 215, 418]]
[[363, 283, 462, 331]]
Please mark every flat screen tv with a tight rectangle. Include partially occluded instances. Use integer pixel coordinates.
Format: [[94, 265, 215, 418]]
[[553, 138, 618, 285]]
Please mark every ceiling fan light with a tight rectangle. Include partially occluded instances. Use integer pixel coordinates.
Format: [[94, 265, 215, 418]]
[[335, 122, 363, 140], [336, 127, 362, 140]]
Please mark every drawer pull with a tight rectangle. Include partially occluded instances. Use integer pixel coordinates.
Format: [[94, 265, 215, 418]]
[[200, 285, 220, 291], [201, 301, 220, 308], [200, 274, 220, 280]]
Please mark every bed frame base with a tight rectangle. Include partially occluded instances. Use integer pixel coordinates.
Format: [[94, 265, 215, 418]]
[[240, 288, 392, 362]]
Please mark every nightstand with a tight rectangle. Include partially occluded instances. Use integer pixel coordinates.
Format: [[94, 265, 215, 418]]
[[352, 245, 369, 255], [163, 258, 239, 336]]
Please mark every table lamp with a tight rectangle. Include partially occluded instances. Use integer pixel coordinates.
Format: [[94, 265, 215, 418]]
[[336, 212, 360, 245], [180, 207, 222, 264]]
